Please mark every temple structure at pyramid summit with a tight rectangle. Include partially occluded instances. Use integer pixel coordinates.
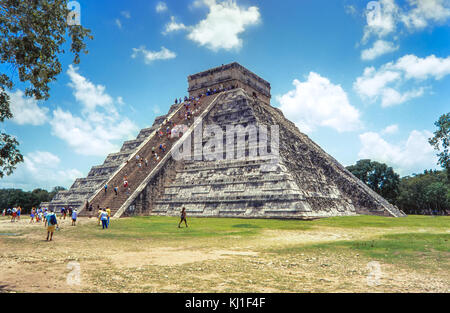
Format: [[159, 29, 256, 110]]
[[41, 63, 406, 219]]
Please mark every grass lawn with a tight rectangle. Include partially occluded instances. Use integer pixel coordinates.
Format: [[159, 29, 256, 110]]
[[0, 215, 448, 293]]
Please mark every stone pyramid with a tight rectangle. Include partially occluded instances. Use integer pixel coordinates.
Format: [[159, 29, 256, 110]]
[[43, 63, 405, 219]]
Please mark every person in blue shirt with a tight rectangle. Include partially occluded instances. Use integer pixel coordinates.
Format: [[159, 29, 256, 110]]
[[71, 209, 78, 226], [100, 209, 108, 230], [46, 210, 59, 241]]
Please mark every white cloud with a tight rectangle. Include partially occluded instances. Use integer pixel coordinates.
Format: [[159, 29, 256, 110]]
[[354, 66, 401, 99], [186, 0, 261, 51], [163, 16, 188, 34], [345, 5, 358, 17], [67, 65, 114, 113], [277, 72, 361, 133], [362, 0, 450, 41], [161, 0, 261, 51], [50, 109, 137, 156], [131, 46, 176, 64], [0, 151, 83, 190], [381, 124, 399, 134], [115, 18, 122, 29], [358, 130, 438, 175], [121, 11, 131, 19], [49, 66, 138, 156], [24, 151, 60, 172], [8, 90, 49, 125], [156, 2, 168, 13], [392, 54, 450, 80], [354, 54, 450, 107], [380, 87, 425, 107], [401, 0, 450, 29], [363, 0, 399, 42], [360, 0, 450, 56], [361, 40, 399, 60]]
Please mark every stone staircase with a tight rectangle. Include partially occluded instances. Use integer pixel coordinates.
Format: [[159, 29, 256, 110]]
[[78, 92, 223, 217]]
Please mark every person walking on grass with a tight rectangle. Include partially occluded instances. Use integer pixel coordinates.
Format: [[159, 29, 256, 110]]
[[43, 208, 48, 224], [71, 209, 77, 226], [97, 205, 102, 226], [100, 209, 108, 230], [106, 207, 111, 226], [30, 207, 36, 223], [10, 207, 17, 222], [60, 207, 67, 220], [36, 208, 41, 223], [178, 207, 188, 228], [46, 210, 59, 241], [17, 206, 21, 221]]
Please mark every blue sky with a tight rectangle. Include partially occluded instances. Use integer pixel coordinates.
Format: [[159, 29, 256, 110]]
[[1, 0, 450, 191]]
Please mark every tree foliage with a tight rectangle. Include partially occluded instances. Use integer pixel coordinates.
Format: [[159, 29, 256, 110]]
[[0, 186, 66, 213], [0, 0, 92, 177], [396, 170, 449, 215], [347, 160, 449, 215], [346, 159, 400, 203], [429, 113, 450, 179]]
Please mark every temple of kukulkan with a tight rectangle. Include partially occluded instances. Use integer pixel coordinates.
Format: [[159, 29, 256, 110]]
[[41, 63, 405, 219]]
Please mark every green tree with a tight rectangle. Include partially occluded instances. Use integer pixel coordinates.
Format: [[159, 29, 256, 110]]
[[396, 170, 449, 215], [347, 159, 400, 203], [49, 185, 66, 199], [0, 186, 66, 212], [425, 182, 448, 212], [429, 113, 450, 179], [0, 0, 92, 177]]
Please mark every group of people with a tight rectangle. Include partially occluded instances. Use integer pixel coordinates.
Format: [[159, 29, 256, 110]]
[[205, 84, 237, 96], [1, 206, 61, 241], [7, 93, 204, 238], [29, 206, 78, 226], [97, 206, 111, 229], [2, 206, 22, 222], [1, 203, 188, 242], [104, 95, 206, 202]]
